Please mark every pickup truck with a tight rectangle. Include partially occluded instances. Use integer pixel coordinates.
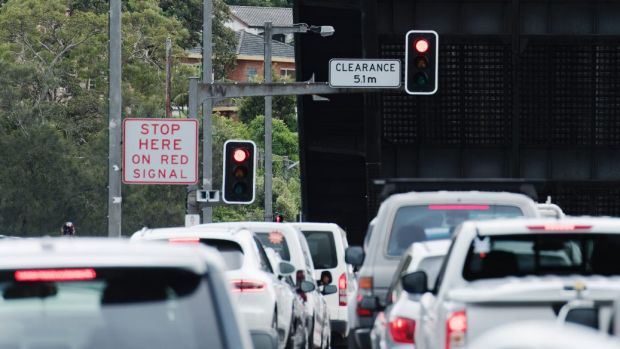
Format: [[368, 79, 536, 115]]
[[407, 217, 620, 349], [345, 191, 540, 349]]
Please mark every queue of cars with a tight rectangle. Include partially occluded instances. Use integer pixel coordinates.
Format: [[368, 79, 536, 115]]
[[6, 189, 620, 349], [343, 191, 620, 349]]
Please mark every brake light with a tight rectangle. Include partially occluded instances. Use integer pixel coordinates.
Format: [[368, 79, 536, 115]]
[[230, 279, 266, 293], [356, 294, 372, 317], [389, 316, 416, 344], [15, 268, 96, 282], [446, 311, 467, 349], [527, 224, 592, 231], [429, 205, 489, 210], [168, 237, 201, 244], [338, 273, 347, 306]]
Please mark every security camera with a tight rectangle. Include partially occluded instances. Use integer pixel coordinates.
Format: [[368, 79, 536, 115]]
[[319, 25, 335, 37]]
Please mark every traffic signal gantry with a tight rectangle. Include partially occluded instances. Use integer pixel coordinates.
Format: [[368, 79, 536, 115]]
[[222, 140, 257, 204], [405, 30, 439, 95]]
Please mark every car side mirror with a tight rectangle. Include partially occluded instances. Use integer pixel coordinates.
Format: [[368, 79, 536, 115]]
[[345, 246, 365, 268], [322, 284, 337, 295], [278, 261, 295, 276], [401, 271, 428, 294], [300, 280, 316, 293]]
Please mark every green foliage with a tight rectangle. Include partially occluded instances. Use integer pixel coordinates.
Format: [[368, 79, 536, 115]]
[[248, 115, 299, 161], [238, 74, 297, 130], [0, 0, 299, 235]]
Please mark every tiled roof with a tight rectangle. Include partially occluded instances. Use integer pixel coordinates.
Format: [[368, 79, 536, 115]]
[[236, 30, 294, 58], [229, 6, 293, 27]]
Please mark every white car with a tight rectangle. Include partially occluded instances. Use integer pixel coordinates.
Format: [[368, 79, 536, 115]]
[[292, 222, 358, 346], [470, 321, 620, 349], [0, 237, 252, 349], [370, 240, 450, 349], [131, 225, 308, 349], [411, 217, 620, 349], [200, 222, 336, 349]]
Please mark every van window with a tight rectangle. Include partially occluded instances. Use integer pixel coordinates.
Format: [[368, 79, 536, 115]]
[[462, 233, 620, 280], [302, 231, 338, 269], [387, 205, 523, 256], [0, 267, 220, 349], [256, 231, 291, 261]]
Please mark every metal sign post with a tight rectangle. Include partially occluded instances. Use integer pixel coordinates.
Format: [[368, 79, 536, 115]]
[[108, 0, 122, 237]]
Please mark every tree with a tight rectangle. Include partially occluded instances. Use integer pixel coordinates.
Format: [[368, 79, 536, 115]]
[[238, 74, 297, 130]]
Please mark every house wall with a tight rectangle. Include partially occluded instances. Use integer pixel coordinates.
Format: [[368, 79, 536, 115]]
[[227, 59, 296, 81]]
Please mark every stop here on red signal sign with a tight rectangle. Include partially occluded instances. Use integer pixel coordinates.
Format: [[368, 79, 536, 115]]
[[122, 118, 198, 185]]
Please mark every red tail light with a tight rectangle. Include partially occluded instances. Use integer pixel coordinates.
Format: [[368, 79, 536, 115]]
[[429, 204, 489, 210], [169, 237, 201, 244], [356, 294, 372, 317], [230, 279, 266, 293], [338, 273, 347, 306], [527, 224, 592, 231], [446, 311, 467, 349], [15, 268, 96, 282], [389, 316, 416, 344]]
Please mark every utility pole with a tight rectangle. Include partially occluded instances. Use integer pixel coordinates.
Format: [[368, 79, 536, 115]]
[[263, 22, 273, 222], [108, 0, 122, 237], [165, 37, 172, 118], [202, 0, 214, 223]]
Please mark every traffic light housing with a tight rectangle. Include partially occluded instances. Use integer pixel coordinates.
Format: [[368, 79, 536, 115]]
[[222, 140, 256, 204], [405, 30, 438, 95]]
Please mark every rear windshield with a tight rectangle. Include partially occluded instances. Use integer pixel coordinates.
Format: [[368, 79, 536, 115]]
[[200, 239, 244, 270], [0, 267, 220, 349], [463, 234, 620, 280], [387, 205, 523, 256], [256, 231, 291, 261], [302, 231, 338, 269]]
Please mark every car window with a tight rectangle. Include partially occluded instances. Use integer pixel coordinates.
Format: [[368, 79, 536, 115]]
[[256, 231, 291, 261], [387, 205, 524, 256], [302, 231, 338, 269], [387, 254, 412, 304], [0, 267, 220, 349], [200, 239, 244, 270], [363, 223, 374, 251], [253, 237, 275, 273], [415, 255, 444, 290], [297, 232, 315, 270], [463, 233, 620, 280]]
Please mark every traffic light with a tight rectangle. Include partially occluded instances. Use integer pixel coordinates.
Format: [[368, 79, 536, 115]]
[[222, 140, 256, 204], [405, 30, 438, 95]]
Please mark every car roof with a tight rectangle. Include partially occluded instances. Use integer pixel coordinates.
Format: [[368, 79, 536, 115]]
[[462, 217, 620, 236], [291, 222, 341, 231], [197, 222, 299, 234], [386, 191, 536, 206], [0, 238, 217, 273], [132, 225, 255, 243]]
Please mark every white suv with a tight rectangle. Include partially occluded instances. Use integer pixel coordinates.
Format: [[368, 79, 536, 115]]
[[201, 222, 336, 349], [292, 222, 358, 346], [0, 237, 252, 349], [131, 225, 308, 349]]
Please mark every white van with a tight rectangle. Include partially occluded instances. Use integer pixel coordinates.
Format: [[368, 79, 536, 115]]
[[292, 222, 358, 346]]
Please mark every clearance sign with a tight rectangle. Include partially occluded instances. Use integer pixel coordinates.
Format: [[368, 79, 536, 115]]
[[122, 118, 199, 185]]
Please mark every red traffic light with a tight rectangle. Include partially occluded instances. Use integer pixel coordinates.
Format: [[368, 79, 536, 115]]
[[414, 39, 429, 53], [233, 148, 249, 163]]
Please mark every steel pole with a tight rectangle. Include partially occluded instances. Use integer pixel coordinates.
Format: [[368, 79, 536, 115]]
[[108, 0, 122, 237], [165, 37, 172, 118], [202, 0, 213, 223], [264, 22, 273, 222]]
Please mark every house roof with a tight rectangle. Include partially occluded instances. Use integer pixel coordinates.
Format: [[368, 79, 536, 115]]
[[229, 6, 293, 28], [236, 30, 294, 59]]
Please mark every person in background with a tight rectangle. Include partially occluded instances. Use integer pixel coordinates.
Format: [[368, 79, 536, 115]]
[[61, 222, 76, 236]]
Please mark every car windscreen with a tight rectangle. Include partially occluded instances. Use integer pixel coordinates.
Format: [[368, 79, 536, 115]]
[[200, 239, 244, 270], [387, 205, 523, 256], [0, 267, 220, 349], [302, 231, 338, 269], [463, 233, 620, 280], [256, 231, 291, 261]]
